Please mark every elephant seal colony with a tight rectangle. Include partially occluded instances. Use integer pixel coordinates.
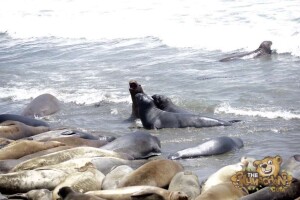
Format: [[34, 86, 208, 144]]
[[0, 81, 299, 200]]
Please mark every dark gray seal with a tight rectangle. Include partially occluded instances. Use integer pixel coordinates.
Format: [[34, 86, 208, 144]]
[[22, 93, 60, 118], [152, 94, 190, 114], [219, 41, 273, 62], [168, 136, 244, 160], [100, 131, 161, 159], [129, 80, 145, 119], [0, 114, 49, 127], [135, 93, 240, 129], [240, 178, 300, 200]]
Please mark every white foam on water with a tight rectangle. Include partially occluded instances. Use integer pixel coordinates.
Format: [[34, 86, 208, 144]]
[[215, 103, 300, 120], [0, 87, 131, 105], [0, 0, 299, 56]]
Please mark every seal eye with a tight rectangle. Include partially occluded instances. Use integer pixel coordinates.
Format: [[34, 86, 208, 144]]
[[267, 160, 273, 165]]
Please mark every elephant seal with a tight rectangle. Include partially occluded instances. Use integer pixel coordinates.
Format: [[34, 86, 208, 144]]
[[40, 136, 110, 148], [7, 189, 52, 200], [22, 93, 60, 117], [0, 193, 7, 200], [118, 159, 183, 188], [129, 80, 145, 119], [201, 161, 248, 193], [196, 182, 248, 200], [100, 131, 161, 159], [0, 140, 65, 160], [168, 136, 244, 160], [52, 163, 105, 200], [11, 146, 131, 172], [282, 154, 300, 179], [0, 114, 49, 127], [0, 138, 13, 149], [168, 171, 201, 200], [58, 187, 106, 200], [0, 120, 50, 140], [219, 41, 273, 62], [240, 178, 300, 200], [86, 186, 188, 200], [135, 93, 239, 129], [152, 94, 190, 114], [102, 165, 134, 190], [29, 129, 112, 141]]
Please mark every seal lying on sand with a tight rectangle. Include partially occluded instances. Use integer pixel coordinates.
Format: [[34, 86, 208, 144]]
[[169, 136, 244, 160], [219, 41, 273, 62], [136, 93, 240, 129], [100, 131, 161, 159], [7, 189, 52, 200], [59, 187, 106, 200], [86, 186, 188, 200], [0, 114, 49, 127], [118, 159, 183, 188], [22, 93, 60, 118], [0, 120, 50, 140]]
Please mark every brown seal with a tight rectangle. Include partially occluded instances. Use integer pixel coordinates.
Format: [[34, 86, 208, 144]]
[[0, 140, 65, 160], [129, 80, 145, 119], [0, 137, 13, 149], [0, 120, 50, 140], [118, 159, 183, 188]]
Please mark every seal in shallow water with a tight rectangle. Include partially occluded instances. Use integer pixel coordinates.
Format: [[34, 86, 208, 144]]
[[152, 94, 190, 114], [219, 41, 273, 62], [22, 93, 60, 118], [129, 80, 145, 119], [136, 93, 239, 129], [168, 136, 244, 160], [0, 114, 49, 127]]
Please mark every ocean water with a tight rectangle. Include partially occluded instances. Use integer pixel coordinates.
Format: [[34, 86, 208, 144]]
[[0, 0, 299, 179]]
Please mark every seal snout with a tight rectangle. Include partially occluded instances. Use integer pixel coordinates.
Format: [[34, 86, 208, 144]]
[[129, 80, 139, 90]]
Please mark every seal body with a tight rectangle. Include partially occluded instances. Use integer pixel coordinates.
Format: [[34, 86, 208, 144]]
[[102, 165, 134, 190], [129, 80, 145, 119], [136, 93, 234, 129], [0, 140, 65, 160], [0, 114, 49, 127], [58, 187, 106, 200], [100, 131, 161, 159], [86, 186, 188, 200], [168, 137, 244, 159], [219, 41, 273, 62], [118, 159, 183, 188], [0, 120, 50, 140], [196, 182, 247, 200], [7, 189, 52, 200], [22, 93, 60, 117], [168, 171, 201, 200], [152, 94, 190, 114]]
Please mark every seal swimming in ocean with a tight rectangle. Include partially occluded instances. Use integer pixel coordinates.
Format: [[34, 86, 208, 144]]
[[0, 120, 50, 140], [118, 159, 183, 188], [0, 114, 50, 127], [152, 94, 191, 114], [86, 186, 188, 200], [135, 93, 240, 129], [100, 131, 161, 159], [168, 136, 244, 160], [22, 93, 60, 118], [219, 41, 273, 62], [58, 187, 106, 200], [129, 80, 145, 119]]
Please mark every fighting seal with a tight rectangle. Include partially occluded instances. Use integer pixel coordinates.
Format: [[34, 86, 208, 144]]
[[136, 93, 239, 129], [152, 94, 190, 114], [129, 80, 145, 119], [169, 136, 244, 160]]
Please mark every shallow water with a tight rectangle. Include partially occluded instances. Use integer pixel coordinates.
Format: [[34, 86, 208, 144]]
[[0, 0, 299, 179]]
